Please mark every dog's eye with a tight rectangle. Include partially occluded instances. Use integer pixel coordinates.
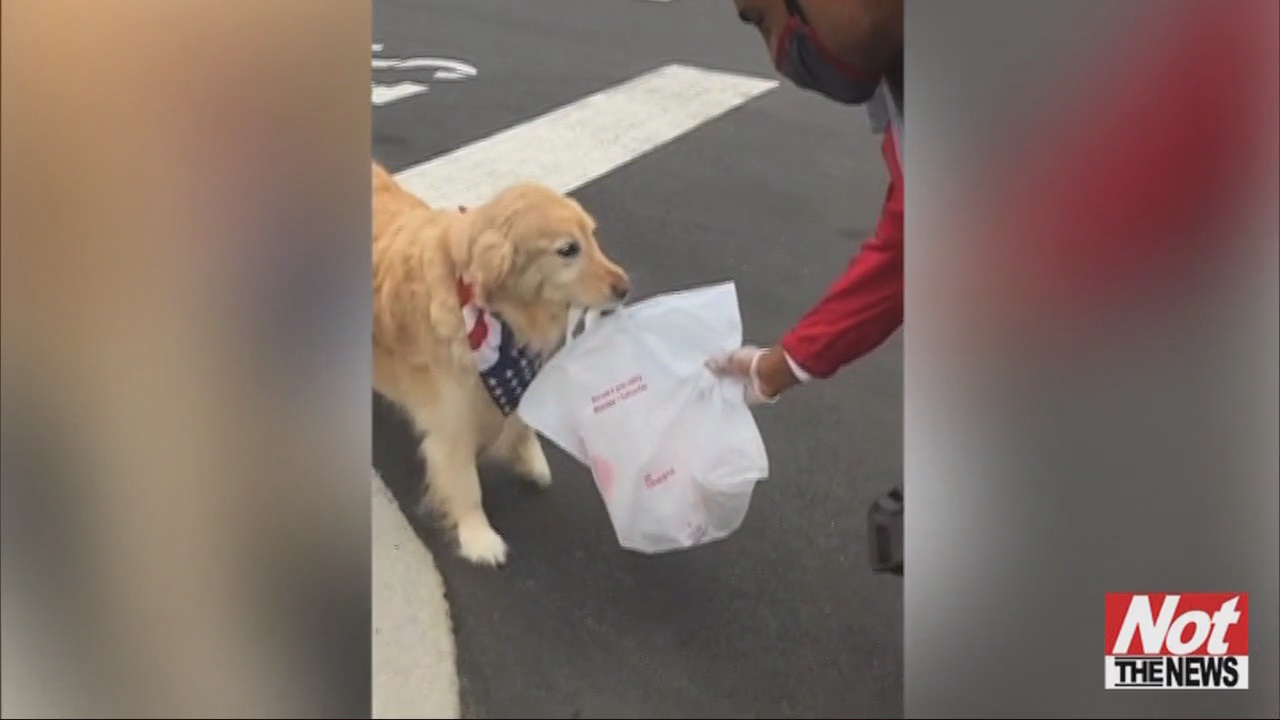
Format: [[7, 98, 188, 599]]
[[556, 241, 581, 258]]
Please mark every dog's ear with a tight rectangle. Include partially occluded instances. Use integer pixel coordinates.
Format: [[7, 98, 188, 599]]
[[465, 229, 513, 306]]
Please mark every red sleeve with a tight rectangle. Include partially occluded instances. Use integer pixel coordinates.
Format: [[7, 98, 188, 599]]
[[780, 129, 904, 379]]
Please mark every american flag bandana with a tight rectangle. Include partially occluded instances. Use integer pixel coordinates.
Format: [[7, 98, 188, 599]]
[[457, 279, 542, 416]]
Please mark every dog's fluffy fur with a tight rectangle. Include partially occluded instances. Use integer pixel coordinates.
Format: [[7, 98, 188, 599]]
[[372, 161, 630, 566]]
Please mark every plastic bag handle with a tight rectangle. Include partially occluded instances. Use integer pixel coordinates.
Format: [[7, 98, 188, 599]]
[[564, 307, 588, 346], [563, 306, 618, 347]]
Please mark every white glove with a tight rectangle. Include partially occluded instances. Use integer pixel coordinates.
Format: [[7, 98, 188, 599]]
[[706, 345, 781, 406]]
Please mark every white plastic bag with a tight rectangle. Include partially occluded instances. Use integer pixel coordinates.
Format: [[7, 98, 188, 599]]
[[517, 281, 770, 554]]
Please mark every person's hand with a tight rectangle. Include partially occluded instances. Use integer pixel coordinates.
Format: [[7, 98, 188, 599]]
[[706, 344, 802, 406]]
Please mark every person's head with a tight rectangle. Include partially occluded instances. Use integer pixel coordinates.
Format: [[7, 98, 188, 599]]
[[733, 0, 903, 105]]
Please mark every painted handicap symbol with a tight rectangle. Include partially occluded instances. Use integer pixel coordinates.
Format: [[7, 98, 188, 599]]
[[371, 43, 478, 106]]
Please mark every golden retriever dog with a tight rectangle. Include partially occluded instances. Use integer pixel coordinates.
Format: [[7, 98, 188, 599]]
[[372, 161, 630, 566]]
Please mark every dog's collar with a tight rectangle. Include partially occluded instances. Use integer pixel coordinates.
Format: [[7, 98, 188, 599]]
[[456, 277, 477, 306], [456, 278, 488, 350]]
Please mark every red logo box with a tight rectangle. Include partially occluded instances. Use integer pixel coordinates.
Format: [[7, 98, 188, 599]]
[[1104, 592, 1248, 690]]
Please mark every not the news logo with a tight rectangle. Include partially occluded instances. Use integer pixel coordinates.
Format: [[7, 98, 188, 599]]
[[1104, 592, 1249, 690]]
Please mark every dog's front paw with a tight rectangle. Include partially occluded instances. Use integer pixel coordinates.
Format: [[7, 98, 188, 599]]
[[457, 515, 509, 567]]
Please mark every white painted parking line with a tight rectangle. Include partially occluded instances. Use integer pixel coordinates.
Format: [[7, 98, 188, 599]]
[[371, 470, 460, 719], [372, 82, 429, 106], [371, 57, 477, 79], [392, 63, 778, 205]]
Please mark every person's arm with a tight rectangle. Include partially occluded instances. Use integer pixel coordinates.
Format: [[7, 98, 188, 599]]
[[750, 130, 904, 397]]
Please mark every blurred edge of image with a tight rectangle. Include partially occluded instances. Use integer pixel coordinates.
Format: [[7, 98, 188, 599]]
[[2, 1, 371, 717]]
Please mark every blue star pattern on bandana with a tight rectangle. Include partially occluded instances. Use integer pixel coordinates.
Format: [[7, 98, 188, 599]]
[[476, 318, 541, 416], [459, 281, 542, 416]]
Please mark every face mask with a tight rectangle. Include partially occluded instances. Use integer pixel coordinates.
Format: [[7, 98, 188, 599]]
[[773, 0, 881, 105]]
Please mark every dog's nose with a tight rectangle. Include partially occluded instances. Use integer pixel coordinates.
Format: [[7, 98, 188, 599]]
[[610, 279, 630, 301]]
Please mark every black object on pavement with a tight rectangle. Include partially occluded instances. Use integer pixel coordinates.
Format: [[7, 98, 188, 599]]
[[868, 486, 903, 576]]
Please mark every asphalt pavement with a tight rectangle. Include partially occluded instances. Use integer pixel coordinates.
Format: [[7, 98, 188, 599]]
[[371, 1, 903, 717]]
